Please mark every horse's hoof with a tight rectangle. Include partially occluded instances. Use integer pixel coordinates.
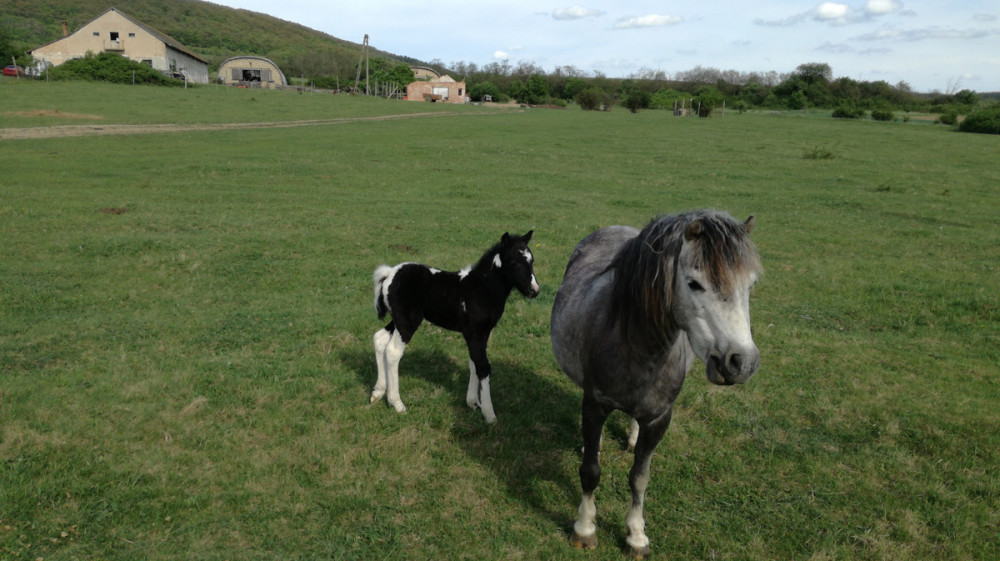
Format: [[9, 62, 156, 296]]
[[627, 545, 651, 560], [390, 402, 407, 413], [570, 532, 597, 550]]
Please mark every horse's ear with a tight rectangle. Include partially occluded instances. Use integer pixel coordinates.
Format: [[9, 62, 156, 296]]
[[523, 230, 533, 243], [743, 215, 756, 234], [684, 219, 704, 241], [502, 232, 511, 245]]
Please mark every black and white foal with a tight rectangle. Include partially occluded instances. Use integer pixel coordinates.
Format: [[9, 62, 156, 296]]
[[371, 231, 540, 423]]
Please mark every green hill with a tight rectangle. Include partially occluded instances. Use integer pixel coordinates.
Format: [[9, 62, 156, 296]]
[[0, 0, 427, 81]]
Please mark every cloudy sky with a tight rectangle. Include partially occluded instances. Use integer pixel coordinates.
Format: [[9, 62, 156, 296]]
[[210, 1, 1000, 93]]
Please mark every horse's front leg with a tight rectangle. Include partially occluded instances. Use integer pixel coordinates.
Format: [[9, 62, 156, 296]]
[[572, 396, 610, 550], [625, 414, 671, 559], [463, 330, 496, 423]]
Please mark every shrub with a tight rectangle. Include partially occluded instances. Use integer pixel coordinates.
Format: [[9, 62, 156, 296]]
[[958, 105, 1000, 135], [938, 111, 958, 126], [871, 109, 894, 121], [832, 104, 865, 119], [576, 87, 612, 111], [48, 52, 185, 86], [624, 90, 651, 113], [468, 81, 501, 102]]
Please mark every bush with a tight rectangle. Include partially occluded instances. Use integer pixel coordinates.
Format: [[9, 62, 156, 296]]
[[938, 111, 958, 126], [468, 81, 501, 102], [958, 105, 1000, 135], [48, 52, 184, 86], [576, 87, 613, 111], [624, 90, 651, 113], [832, 104, 865, 119], [871, 109, 894, 121]]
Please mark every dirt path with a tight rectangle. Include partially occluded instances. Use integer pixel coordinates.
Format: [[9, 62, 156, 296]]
[[0, 111, 484, 140]]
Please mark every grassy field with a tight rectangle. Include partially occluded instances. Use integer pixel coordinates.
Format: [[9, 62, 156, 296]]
[[1, 81, 998, 560]]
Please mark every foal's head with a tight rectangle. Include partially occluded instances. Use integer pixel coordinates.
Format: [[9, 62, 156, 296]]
[[497, 231, 540, 298], [673, 212, 762, 385]]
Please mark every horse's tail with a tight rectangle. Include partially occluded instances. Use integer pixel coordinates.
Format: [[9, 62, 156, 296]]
[[373, 265, 393, 319]]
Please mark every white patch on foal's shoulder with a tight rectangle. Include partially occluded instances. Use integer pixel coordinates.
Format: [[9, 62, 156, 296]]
[[429, 267, 441, 274], [458, 265, 472, 279], [493, 254, 502, 268]]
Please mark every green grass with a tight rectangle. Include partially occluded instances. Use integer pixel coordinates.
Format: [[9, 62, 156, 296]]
[[2, 81, 998, 560]]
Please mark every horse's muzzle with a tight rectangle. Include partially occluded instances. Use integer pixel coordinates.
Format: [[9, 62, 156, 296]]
[[706, 347, 760, 385]]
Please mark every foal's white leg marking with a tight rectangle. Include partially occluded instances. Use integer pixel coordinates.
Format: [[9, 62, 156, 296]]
[[479, 377, 497, 424], [384, 331, 407, 413], [625, 471, 651, 552], [370, 328, 390, 403], [573, 492, 598, 541], [466, 360, 479, 409], [628, 418, 640, 449]]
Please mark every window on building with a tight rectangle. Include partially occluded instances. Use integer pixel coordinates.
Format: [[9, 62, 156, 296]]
[[93, 32, 100, 36], [128, 33, 136, 37], [110, 32, 119, 41]]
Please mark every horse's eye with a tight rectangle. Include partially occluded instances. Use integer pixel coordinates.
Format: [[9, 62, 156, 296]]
[[687, 280, 704, 292]]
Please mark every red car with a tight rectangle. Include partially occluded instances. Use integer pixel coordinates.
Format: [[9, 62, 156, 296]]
[[3, 65, 25, 77]]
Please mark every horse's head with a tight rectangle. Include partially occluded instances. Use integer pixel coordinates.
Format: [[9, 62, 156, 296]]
[[673, 214, 762, 385], [498, 230, 540, 298]]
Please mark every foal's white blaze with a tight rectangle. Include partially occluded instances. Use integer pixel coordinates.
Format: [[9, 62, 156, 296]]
[[520, 249, 533, 263]]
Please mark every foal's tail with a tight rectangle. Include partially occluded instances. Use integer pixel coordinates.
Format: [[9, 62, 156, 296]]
[[372, 265, 393, 319]]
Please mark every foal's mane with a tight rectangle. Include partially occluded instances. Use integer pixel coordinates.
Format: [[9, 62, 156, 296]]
[[609, 210, 762, 350]]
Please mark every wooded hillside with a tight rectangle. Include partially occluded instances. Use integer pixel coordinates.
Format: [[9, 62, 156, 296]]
[[0, 0, 421, 81]]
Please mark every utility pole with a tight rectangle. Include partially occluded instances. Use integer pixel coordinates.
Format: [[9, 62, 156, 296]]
[[354, 34, 369, 95]]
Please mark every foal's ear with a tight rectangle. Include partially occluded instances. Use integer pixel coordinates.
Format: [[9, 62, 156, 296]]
[[522, 230, 533, 243], [684, 219, 704, 241], [743, 215, 756, 234], [501, 232, 511, 245]]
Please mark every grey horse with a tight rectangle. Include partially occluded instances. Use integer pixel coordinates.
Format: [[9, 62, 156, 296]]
[[550, 210, 762, 558]]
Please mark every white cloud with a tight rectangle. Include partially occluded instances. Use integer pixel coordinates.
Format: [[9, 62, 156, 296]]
[[493, 50, 508, 60], [816, 2, 851, 22], [865, 0, 902, 15], [856, 27, 998, 41], [552, 6, 604, 21], [613, 14, 682, 30], [756, 1, 905, 27], [973, 13, 997, 22]]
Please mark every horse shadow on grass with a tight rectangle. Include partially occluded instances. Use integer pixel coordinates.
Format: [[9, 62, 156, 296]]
[[339, 342, 636, 540]]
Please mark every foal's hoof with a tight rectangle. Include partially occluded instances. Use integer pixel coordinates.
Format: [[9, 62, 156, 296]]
[[570, 532, 597, 550], [627, 545, 651, 560]]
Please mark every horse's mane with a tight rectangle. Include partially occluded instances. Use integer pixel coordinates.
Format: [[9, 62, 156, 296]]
[[609, 210, 762, 352]]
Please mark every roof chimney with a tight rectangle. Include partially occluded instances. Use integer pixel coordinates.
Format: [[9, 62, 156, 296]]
[[62, 21, 68, 37]]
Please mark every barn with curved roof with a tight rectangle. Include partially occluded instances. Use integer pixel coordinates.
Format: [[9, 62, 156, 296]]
[[218, 56, 288, 89]]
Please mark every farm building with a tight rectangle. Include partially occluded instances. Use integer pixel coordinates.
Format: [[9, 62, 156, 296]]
[[406, 75, 467, 103], [30, 8, 209, 83], [410, 66, 441, 80], [217, 56, 288, 89]]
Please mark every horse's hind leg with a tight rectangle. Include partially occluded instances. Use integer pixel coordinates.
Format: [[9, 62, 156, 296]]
[[572, 397, 609, 550], [625, 416, 671, 559], [384, 329, 408, 413], [628, 418, 640, 449], [371, 326, 392, 403]]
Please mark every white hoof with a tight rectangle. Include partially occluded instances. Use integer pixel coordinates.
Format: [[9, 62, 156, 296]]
[[370, 390, 385, 403], [389, 401, 407, 413]]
